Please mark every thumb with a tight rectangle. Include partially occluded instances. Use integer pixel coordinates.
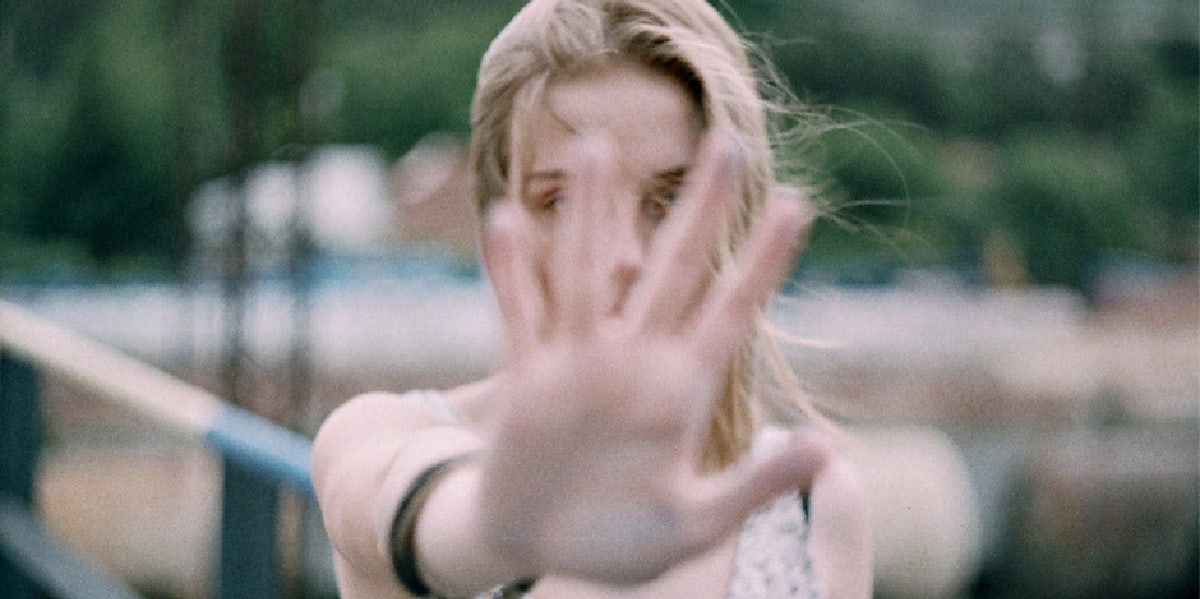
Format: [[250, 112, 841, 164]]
[[678, 429, 831, 551]]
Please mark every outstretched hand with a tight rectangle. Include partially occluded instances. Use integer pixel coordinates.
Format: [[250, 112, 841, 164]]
[[478, 133, 828, 584]]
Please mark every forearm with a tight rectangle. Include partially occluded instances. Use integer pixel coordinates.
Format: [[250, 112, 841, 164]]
[[413, 460, 533, 596]]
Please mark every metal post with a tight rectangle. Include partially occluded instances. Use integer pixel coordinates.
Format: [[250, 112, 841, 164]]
[[219, 457, 281, 599], [0, 351, 41, 599]]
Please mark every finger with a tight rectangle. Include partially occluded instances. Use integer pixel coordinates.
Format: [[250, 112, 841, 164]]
[[677, 429, 831, 552], [552, 136, 613, 336], [692, 194, 812, 372], [628, 133, 741, 333], [484, 201, 542, 358]]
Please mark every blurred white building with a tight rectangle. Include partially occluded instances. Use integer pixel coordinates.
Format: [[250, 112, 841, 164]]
[[188, 145, 395, 273]]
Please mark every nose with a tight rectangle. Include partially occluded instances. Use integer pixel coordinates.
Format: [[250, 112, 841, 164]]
[[606, 208, 645, 314]]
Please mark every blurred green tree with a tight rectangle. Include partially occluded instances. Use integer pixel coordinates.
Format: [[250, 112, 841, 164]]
[[0, 0, 1194, 288]]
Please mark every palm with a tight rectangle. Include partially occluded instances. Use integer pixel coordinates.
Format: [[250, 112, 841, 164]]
[[478, 136, 826, 584], [485, 334, 721, 580]]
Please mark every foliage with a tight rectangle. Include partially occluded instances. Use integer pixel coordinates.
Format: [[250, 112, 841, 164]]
[[0, 0, 1196, 290], [732, 1, 1198, 288], [324, 4, 520, 154]]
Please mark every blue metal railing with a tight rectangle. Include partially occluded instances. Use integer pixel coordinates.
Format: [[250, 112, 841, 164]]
[[0, 300, 319, 599]]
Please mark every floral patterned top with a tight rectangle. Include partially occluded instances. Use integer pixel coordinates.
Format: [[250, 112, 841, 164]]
[[725, 486, 824, 599]]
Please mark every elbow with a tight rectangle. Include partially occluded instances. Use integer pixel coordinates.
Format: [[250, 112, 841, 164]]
[[310, 401, 363, 560], [311, 399, 356, 487], [310, 396, 361, 508], [309, 393, 405, 570]]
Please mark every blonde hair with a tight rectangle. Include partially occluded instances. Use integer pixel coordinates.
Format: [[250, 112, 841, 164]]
[[470, 0, 820, 469]]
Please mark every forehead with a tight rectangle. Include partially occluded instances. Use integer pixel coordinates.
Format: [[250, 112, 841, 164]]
[[523, 61, 703, 179]]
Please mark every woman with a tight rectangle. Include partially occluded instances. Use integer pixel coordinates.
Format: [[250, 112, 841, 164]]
[[312, 1, 872, 597]]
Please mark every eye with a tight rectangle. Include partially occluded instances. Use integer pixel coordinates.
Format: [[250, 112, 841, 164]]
[[642, 188, 678, 224], [526, 186, 564, 214], [543, 193, 564, 212]]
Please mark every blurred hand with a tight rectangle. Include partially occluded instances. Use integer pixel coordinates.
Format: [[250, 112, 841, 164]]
[[478, 133, 828, 584]]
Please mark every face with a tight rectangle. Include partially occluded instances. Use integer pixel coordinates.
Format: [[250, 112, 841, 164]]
[[515, 60, 703, 315]]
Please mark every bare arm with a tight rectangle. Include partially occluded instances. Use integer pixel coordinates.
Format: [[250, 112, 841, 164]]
[[310, 392, 495, 594]]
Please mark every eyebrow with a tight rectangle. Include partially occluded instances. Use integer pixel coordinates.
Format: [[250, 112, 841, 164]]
[[654, 166, 688, 181], [525, 170, 566, 183], [530, 164, 691, 180], [523, 164, 690, 190]]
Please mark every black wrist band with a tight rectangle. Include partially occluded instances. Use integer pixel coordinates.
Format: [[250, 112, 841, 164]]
[[390, 456, 469, 597]]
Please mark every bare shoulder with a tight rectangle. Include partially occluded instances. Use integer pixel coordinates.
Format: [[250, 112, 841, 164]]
[[806, 434, 873, 599], [316, 379, 493, 441], [311, 388, 471, 485], [315, 391, 440, 443]]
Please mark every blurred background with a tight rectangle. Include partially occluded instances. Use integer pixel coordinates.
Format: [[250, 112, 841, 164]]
[[1, 0, 1196, 598]]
